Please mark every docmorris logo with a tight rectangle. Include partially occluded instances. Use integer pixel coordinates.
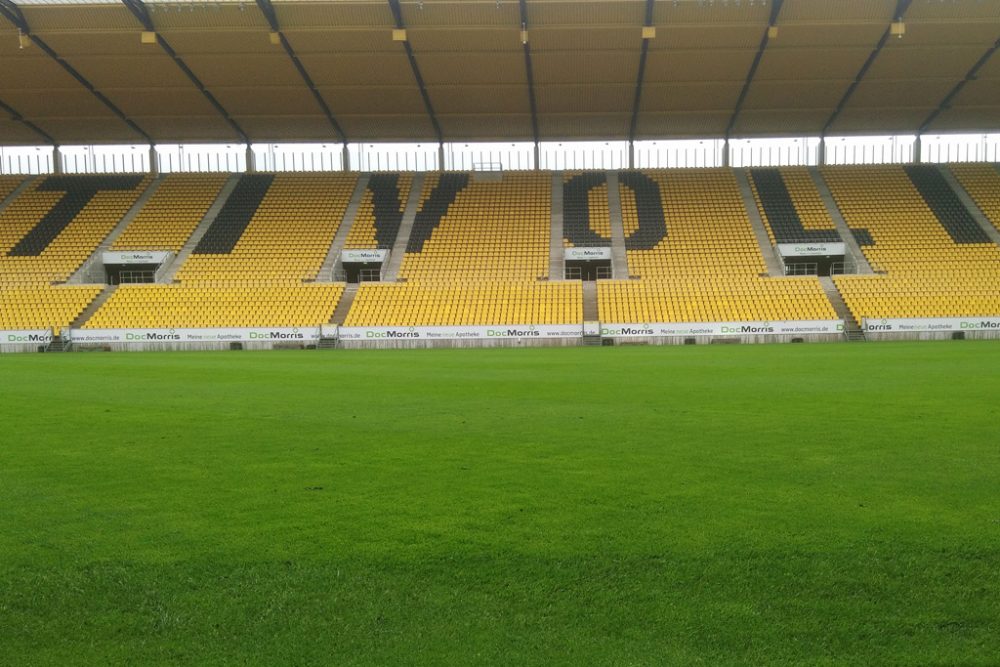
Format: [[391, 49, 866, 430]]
[[487, 326, 541, 337], [366, 328, 419, 338], [722, 322, 775, 334], [6, 333, 50, 343], [127, 331, 181, 341], [961, 320, 1000, 329], [600, 324, 654, 336], [866, 318, 892, 331], [250, 329, 305, 340]]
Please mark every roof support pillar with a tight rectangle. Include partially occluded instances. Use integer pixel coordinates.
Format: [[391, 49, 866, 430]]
[[52, 147, 63, 175], [628, 140, 634, 170], [438, 143, 445, 172], [533, 141, 540, 171], [245, 145, 256, 173], [913, 135, 922, 164], [722, 139, 730, 168], [817, 137, 827, 166], [149, 145, 158, 176], [342, 143, 351, 172]]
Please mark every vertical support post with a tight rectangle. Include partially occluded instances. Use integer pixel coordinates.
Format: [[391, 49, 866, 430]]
[[342, 143, 351, 172], [53, 146, 63, 174], [438, 142, 445, 172], [149, 145, 159, 176], [722, 138, 730, 168], [533, 141, 540, 171], [628, 140, 635, 170], [817, 136, 827, 166], [913, 134, 922, 164], [245, 145, 256, 173]]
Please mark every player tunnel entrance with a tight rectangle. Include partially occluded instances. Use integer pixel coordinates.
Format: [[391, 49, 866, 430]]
[[564, 247, 612, 280], [102, 251, 172, 284], [341, 249, 389, 283]]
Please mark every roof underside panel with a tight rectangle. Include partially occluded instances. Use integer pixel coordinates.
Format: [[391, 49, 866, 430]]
[[0, 0, 996, 145]]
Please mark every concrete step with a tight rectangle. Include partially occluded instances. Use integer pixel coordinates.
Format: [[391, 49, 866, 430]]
[[734, 169, 783, 277], [160, 174, 240, 283], [330, 284, 359, 325], [582, 280, 599, 321], [319, 173, 371, 281], [70, 284, 116, 329], [605, 171, 629, 279], [45, 335, 71, 353], [383, 172, 427, 281], [0, 176, 36, 214], [809, 167, 874, 274], [844, 330, 867, 342], [550, 171, 565, 280], [317, 337, 339, 350], [819, 275, 863, 340]]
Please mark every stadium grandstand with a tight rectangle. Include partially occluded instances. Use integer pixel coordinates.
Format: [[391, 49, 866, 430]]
[[1, 0, 999, 350]]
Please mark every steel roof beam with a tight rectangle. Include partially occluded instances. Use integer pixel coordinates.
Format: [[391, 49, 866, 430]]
[[0, 0, 24, 30], [387, 0, 443, 144], [255, 0, 346, 141], [1, 0, 152, 143], [0, 96, 56, 145], [725, 0, 784, 140], [519, 0, 539, 147], [121, 0, 250, 144], [919, 35, 1000, 134], [627, 0, 656, 143], [822, 0, 913, 137]]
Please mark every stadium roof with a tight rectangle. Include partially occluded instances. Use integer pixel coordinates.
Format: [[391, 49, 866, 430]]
[[0, 0, 998, 146]]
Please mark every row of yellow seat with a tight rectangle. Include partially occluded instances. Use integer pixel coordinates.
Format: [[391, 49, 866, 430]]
[[824, 165, 1000, 321], [345, 281, 581, 327], [0, 285, 103, 331], [608, 169, 835, 323], [175, 173, 357, 285], [84, 283, 345, 329], [0, 177, 151, 285], [113, 174, 228, 252]]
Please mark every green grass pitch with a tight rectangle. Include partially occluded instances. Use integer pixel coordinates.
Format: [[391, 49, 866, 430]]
[[1, 342, 999, 666]]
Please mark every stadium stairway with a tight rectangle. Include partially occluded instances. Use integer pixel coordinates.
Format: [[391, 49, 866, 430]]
[[383, 172, 427, 281], [550, 171, 565, 280], [44, 332, 71, 353], [734, 170, 783, 276], [938, 166, 1000, 247], [808, 168, 874, 274], [582, 281, 599, 321], [318, 173, 370, 281], [70, 285, 115, 330], [0, 177, 35, 214], [605, 171, 629, 279], [160, 174, 240, 282], [819, 276, 864, 341], [329, 284, 358, 325], [67, 176, 166, 284]]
